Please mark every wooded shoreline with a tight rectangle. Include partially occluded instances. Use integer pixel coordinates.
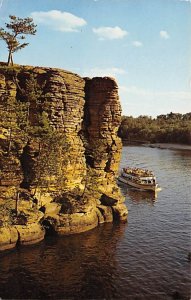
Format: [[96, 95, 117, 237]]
[[119, 113, 191, 145]]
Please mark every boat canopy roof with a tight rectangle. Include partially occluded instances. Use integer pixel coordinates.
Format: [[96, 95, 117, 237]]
[[122, 167, 155, 178]]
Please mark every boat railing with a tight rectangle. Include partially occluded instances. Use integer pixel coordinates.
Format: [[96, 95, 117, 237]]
[[123, 167, 154, 177]]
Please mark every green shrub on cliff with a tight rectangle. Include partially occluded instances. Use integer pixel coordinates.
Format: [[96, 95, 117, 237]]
[[14, 74, 71, 193], [31, 132, 71, 195], [0, 70, 70, 195]]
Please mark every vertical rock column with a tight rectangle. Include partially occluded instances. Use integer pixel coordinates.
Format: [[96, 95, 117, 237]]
[[84, 77, 128, 222], [40, 69, 87, 192], [20, 68, 88, 195]]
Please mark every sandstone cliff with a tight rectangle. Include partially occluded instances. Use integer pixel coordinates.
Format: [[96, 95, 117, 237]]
[[0, 64, 128, 251]]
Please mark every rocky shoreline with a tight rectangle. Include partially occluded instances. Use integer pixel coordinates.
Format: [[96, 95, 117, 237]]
[[0, 64, 128, 252]]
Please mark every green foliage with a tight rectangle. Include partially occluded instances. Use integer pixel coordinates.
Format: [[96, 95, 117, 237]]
[[0, 72, 70, 194], [0, 87, 21, 154], [0, 73, 48, 154], [32, 131, 70, 194], [0, 15, 37, 65], [14, 73, 49, 138], [17, 73, 72, 193], [119, 113, 191, 145], [25, 73, 44, 103]]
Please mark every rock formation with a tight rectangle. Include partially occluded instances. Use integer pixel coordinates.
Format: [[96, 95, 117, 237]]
[[0, 64, 128, 251]]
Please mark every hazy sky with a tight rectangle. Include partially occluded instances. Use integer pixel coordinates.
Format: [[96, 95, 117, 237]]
[[0, 0, 190, 117]]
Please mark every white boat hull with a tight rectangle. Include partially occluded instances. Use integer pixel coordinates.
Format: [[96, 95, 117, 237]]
[[118, 176, 159, 192]]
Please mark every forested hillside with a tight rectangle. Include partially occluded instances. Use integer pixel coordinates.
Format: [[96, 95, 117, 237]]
[[119, 113, 191, 145]]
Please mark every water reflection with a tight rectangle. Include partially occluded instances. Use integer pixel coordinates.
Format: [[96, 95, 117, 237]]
[[118, 182, 157, 205], [0, 146, 191, 300], [0, 223, 127, 299]]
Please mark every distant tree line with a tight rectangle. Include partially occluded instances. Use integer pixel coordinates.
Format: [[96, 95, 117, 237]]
[[119, 112, 191, 145]]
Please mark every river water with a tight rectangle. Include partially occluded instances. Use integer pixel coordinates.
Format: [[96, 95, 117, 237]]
[[0, 146, 190, 299]]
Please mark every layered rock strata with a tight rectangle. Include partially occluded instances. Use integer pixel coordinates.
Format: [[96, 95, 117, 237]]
[[0, 64, 128, 251]]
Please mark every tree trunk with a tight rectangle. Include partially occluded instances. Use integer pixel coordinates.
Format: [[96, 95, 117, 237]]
[[33, 142, 42, 197], [7, 52, 11, 66], [7, 51, 13, 66], [8, 128, 12, 155], [10, 53, 13, 66], [15, 191, 20, 217]]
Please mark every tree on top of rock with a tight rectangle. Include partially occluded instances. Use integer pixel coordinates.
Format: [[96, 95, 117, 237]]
[[0, 15, 37, 66]]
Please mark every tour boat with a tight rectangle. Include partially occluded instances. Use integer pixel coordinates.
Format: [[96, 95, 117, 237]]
[[118, 167, 160, 192]]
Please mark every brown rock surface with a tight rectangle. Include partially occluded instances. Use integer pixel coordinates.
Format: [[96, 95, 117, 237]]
[[0, 64, 127, 251]]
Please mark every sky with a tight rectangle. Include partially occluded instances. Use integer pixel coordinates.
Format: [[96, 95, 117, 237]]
[[0, 0, 190, 117]]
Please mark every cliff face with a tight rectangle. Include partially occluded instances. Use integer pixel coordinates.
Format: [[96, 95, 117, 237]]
[[0, 65, 127, 251]]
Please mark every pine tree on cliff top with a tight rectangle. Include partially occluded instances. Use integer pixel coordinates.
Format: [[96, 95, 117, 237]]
[[0, 15, 37, 66]]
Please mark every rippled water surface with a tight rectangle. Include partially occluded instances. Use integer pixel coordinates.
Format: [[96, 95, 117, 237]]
[[0, 146, 191, 299]]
